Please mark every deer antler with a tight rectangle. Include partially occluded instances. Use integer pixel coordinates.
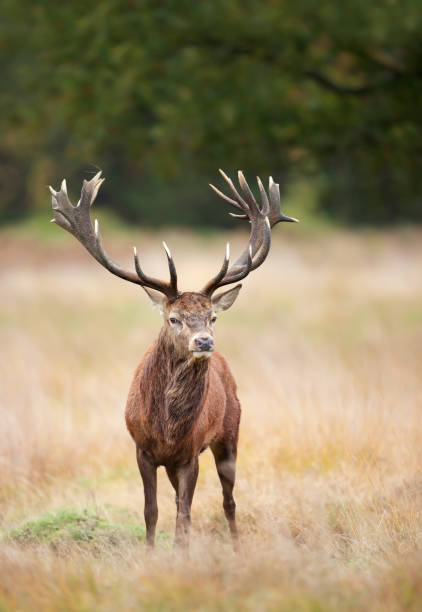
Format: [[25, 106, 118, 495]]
[[49, 172, 179, 300], [201, 170, 298, 296]]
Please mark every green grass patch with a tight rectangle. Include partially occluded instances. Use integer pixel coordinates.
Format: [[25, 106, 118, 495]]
[[5, 507, 170, 550]]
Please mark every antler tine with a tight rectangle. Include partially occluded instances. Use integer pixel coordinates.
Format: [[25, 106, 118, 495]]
[[201, 243, 230, 296], [133, 245, 178, 298], [209, 183, 243, 211], [268, 177, 299, 226], [256, 176, 270, 217], [202, 170, 297, 296], [238, 171, 260, 214], [49, 173, 179, 299], [78, 170, 105, 209], [162, 241, 178, 296], [207, 245, 253, 291], [218, 169, 250, 212]]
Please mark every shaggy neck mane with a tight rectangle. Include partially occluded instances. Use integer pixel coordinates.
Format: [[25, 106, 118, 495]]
[[142, 327, 210, 443]]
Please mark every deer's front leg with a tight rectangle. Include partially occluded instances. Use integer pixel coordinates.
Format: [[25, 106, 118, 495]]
[[136, 447, 158, 548], [174, 457, 199, 549]]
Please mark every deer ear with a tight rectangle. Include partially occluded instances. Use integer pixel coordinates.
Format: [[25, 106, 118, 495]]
[[142, 287, 166, 314], [212, 284, 242, 312]]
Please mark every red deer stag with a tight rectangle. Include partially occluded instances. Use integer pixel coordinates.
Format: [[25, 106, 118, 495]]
[[49, 170, 298, 549]]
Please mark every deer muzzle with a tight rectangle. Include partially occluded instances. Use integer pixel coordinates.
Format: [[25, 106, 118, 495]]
[[195, 336, 214, 352], [190, 334, 214, 358]]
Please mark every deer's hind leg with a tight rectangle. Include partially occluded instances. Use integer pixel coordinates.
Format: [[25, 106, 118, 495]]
[[136, 447, 158, 548], [170, 458, 199, 549], [211, 441, 238, 547], [165, 465, 179, 511]]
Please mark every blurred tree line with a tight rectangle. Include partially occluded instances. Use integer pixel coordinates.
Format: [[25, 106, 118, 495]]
[[1, 0, 422, 226]]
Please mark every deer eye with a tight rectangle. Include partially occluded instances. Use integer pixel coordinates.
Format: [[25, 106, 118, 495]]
[[169, 317, 181, 325], [211, 316, 217, 324]]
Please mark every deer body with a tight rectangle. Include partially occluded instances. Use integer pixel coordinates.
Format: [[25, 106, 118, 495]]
[[49, 169, 297, 549], [125, 291, 241, 546]]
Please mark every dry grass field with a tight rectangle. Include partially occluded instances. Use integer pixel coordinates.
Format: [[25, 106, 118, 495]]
[[1, 222, 422, 611]]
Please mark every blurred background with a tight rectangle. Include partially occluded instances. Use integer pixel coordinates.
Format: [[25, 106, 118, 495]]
[[2, 3, 422, 610], [2, 0, 422, 228]]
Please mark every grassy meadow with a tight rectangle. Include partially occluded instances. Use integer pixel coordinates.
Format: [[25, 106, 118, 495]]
[[1, 220, 422, 611]]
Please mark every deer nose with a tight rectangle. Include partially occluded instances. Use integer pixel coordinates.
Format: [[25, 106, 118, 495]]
[[194, 336, 214, 352]]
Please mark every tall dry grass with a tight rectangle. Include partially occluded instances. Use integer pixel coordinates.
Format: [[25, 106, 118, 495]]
[[1, 225, 422, 610]]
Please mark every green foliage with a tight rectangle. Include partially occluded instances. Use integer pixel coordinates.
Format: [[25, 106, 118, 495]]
[[1, 1, 422, 225]]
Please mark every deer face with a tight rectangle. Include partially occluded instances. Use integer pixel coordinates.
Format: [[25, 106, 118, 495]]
[[167, 293, 215, 359], [144, 286, 241, 359]]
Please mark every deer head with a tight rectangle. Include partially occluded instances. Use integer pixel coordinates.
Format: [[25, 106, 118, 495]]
[[49, 170, 298, 359]]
